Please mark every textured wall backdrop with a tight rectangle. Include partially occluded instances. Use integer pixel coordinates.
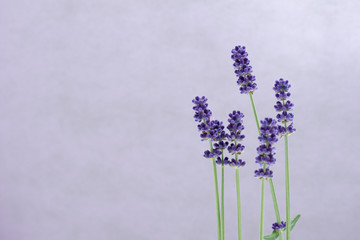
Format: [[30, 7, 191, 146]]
[[1, 0, 359, 239]]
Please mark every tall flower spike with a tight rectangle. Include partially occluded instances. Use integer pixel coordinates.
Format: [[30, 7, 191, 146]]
[[231, 46, 257, 94], [192, 96, 212, 122], [273, 79, 296, 135], [191, 96, 222, 240], [192, 96, 222, 141], [226, 110, 246, 168], [254, 118, 278, 179]]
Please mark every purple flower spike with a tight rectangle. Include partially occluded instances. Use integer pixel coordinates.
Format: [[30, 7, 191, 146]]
[[199, 120, 227, 141], [231, 46, 257, 94], [255, 118, 278, 178], [272, 221, 286, 231], [227, 111, 246, 141], [273, 79, 296, 135], [192, 96, 214, 141], [192, 96, 212, 122], [226, 110, 246, 168]]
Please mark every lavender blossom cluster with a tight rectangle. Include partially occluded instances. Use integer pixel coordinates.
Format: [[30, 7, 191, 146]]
[[273, 79, 296, 135], [254, 118, 278, 179], [192, 97, 246, 168], [272, 221, 286, 231], [231, 46, 257, 94], [226, 111, 246, 168]]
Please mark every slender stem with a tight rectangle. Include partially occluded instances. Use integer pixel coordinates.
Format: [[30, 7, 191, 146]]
[[235, 169, 242, 240], [249, 93, 260, 136], [269, 179, 284, 240], [210, 141, 222, 240], [284, 133, 290, 240], [221, 152, 225, 240], [260, 178, 265, 240]]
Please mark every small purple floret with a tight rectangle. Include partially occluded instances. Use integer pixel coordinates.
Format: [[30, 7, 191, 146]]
[[228, 143, 245, 155], [216, 156, 229, 166], [272, 221, 286, 231], [214, 141, 229, 150], [229, 159, 246, 168], [254, 168, 273, 178], [203, 149, 222, 159], [273, 79, 291, 93]]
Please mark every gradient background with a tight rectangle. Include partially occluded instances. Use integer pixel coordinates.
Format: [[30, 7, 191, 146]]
[[1, 0, 359, 239]]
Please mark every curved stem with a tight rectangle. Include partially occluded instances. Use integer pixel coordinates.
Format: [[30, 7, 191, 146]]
[[269, 179, 284, 240], [260, 178, 265, 240], [235, 169, 242, 240], [249, 93, 260, 135], [210, 141, 222, 240]]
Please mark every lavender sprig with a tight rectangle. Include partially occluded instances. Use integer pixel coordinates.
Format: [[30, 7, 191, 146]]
[[273, 79, 295, 240], [231, 45, 284, 240], [192, 96, 222, 240], [226, 110, 246, 240], [231, 46, 257, 94], [273, 78, 296, 135], [254, 118, 278, 239], [211, 123, 228, 240]]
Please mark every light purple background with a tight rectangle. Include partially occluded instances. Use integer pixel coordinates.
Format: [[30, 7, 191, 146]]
[[1, 0, 359, 239]]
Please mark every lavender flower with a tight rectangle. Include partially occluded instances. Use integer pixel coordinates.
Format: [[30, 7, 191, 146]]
[[272, 221, 286, 231], [229, 158, 246, 168], [214, 141, 229, 150], [273, 79, 296, 135], [203, 149, 222, 159], [192, 96, 226, 141], [255, 118, 278, 179], [228, 143, 245, 155], [192, 96, 212, 122], [216, 156, 230, 165], [193, 96, 213, 141], [231, 46, 257, 94], [207, 120, 227, 141], [254, 168, 273, 178], [226, 110, 246, 168]]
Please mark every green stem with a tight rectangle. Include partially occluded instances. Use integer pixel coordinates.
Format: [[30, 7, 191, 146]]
[[269, 179, 284, 240], [260, 178, 265, 240], [284, 132, 290, 240], [249, 93, 260, 136], [221, 152, 225, 240], [210, 141, 222, 240], [235, 168, 242, 240]]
